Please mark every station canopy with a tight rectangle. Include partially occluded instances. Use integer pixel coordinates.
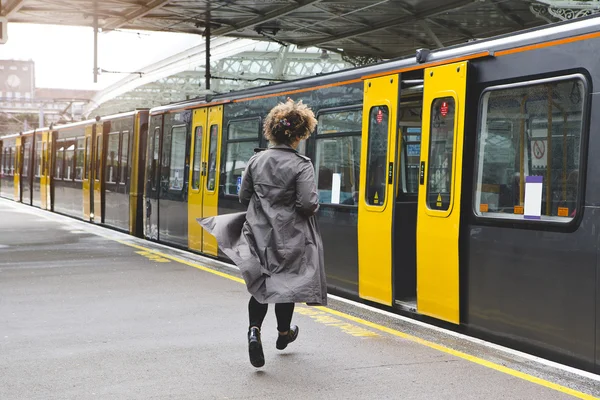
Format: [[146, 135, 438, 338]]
[[2, 0, 597, 59]]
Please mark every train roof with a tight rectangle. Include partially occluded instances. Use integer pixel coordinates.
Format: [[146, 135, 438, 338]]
[[150, 14, 600, 115]]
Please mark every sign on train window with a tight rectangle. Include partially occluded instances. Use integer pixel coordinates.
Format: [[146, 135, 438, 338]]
[[206, 124, 219, 192], [168, 125, 187, 191], [426, 98, 455, 211], [365, 106, 389, 206], [191, 127, 202, 190], [120, 131, 129, 185], [474, 75, 586, 222]]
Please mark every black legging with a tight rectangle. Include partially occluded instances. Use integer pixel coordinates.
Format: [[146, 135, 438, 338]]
[[248, 296, 295, 332]]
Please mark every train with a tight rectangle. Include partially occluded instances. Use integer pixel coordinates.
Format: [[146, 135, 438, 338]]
[[2, 14, 600, 374]]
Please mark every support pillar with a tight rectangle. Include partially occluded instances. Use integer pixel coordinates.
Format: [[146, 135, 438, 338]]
[[93, 1, 98, 83], [205, 1, 211, 90]]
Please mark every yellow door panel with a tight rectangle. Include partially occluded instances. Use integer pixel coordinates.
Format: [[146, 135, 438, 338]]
[[83, 126, 92, 220], [40, 132, 49, 210], [202, 105, 223, 256], [15, 137, 21, 201], [416, 61, 468, 324], [188, 108, 208, 252], [358, 74, 399, 306], [93, 122, 103, 222]]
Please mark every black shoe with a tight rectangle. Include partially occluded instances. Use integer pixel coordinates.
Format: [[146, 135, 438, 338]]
[[248, 327, 265, 368], [276, 325, 299, 350]]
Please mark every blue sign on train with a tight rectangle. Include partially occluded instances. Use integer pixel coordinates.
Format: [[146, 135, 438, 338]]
[[237, 177, 242, 194]]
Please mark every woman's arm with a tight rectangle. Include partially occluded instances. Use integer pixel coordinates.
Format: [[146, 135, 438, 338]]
[[296, 161, 319, 216], [239, 162, 254, 206]]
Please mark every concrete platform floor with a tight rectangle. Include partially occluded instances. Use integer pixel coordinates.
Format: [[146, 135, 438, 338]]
[[1, 198, 599, 400]]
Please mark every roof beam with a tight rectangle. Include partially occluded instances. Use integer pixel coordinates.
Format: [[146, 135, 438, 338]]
[[212, 0, 322, 36], [419, 21, 443, 47], [298, 0, 476, 47], [3, 0, 26, 17], [490, 0, 525, 29], [103, 0, 172, 31]]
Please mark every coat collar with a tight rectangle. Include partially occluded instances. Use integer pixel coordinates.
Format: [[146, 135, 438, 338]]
[[269, 144, 298, 153]]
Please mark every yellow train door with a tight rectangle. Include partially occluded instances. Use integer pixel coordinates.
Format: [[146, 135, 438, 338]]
[[40, 131, 50, 210], [93, 122, 103, 222], [416, 61, 468, 324], [188, 105, 223, 256], [188, 108, 208, 252], [357, 74, 400, 306], [83, 125, 93, 220], [14, 137, 21, 202]]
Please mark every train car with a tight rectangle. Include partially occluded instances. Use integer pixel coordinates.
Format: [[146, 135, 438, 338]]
[[51, 110, 149, 235], [0, 129, 52, 208], [142, 15, 600, 373]]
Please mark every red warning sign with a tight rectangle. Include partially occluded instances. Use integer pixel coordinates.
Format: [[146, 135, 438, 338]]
[[440, 101, 449, 117], [533, 140, 545, 159], [376, 109, 383, 124]]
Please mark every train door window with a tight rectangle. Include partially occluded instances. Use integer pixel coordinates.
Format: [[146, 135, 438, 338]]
[[106, 132, 119, 184], [315, 108, 362, 205], [366, 106, 389, 206], [474, 75, 586, 222], [42, 142, 48, 176], [150, 127, 160, 191], [1, 148, 5, 175], [191, 126, 203, 190], [84, 137, 90, 180], [22, 140, 30, 178], [65, 142, 75, 181], [95, 135, 102, 181], [427, 97, 455, 211], [34, 141, 42, 177], [10, 147, 15, 176], [120, 131, 129, 185], [168, 125, 187, 191], [400, 127, 422, 195], [55, 141, 65, 180], [75, 138, 85, 180], [206, 124, 219, 192], [224, 119, 259, 195]]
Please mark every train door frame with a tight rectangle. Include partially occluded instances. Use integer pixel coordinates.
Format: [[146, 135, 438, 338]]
[[93, 121, 104, 223], [15, 136, 22, 202], [357, 74, 400, 306], [188, 108, 208, 252], [203, 105, 224, 255], [40, 131, 51, 210], [83, 125, 93, 220], [144, 114, 164, 241], [416, 61, 469, 325]]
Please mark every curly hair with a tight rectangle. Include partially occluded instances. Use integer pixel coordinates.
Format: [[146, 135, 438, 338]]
[[263, 98, 317, 145]]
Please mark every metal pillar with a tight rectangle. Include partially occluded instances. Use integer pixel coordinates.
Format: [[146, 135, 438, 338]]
[[93, 1, 98, 83], [205, 1, 211, 90]]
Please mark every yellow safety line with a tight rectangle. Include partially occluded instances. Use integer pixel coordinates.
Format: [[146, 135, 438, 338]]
[[109, 237, 596, 399]]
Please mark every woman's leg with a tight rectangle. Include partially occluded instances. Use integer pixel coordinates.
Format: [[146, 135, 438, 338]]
[[248, 296, 268, 329], [274, 303, 295, 333]]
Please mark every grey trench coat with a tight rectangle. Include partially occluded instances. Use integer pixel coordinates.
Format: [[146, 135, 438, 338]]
[[198, 144, 327, 305]]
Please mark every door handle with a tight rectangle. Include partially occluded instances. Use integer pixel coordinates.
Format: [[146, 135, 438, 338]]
[[201, 162, 207, 176], [420, 161, 425, 185], [388, 162, 393, 184]]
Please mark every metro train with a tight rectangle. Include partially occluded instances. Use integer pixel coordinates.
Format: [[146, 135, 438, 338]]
[[2, 15, 600, 374]]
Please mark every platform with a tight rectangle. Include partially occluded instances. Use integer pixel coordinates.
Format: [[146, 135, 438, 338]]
[[0, 198, 599, 400]]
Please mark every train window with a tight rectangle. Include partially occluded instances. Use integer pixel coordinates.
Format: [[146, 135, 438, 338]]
[[95, 135, 102, 181], [426, 97, 456, 211], [191, 126, 202, 190], [228, 118, 259, 140], [474, 76, 586, 222], [224, 119, 259, 195], [120, 131, 129, 185], [42, 142, 48, 176], [168, 125, 187, 191], [106, 133, 120, 184], [84, 137, 90, 180], [400, 127, 421, 195], [75, 138, 85, 180], [10, 148, 15, 176], [315, 109, 362, 205], [55, 141, 65, 180], [150, 127, 160, 192], [22, 141, 30, 178], [65, 143, 75, 181], [317, 109, 362, 134], [365, 106, 389, 206], [206, 124, 219, 192], [34, 141, 42, 178]]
